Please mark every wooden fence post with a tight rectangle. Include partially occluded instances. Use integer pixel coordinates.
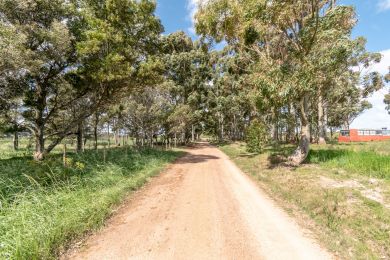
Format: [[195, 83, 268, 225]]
[[63, 144, 67, 167], [103, 144, 106, 163]]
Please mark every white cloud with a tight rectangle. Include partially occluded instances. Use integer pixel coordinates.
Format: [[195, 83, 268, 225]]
[[377, 0, 390, 12], [351, 49, 390, 129]]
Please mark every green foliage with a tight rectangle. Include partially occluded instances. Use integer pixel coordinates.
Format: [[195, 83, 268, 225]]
[[385, 93, 390, 115], [0, 0, 164, 159], [245, 119, 268, 153], [0, 146, 182, 259], [385, 68, 390, 114], [196, 0, 384, 163]]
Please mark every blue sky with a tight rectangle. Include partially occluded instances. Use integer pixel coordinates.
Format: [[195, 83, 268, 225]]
[[156, 0, 390, 129]]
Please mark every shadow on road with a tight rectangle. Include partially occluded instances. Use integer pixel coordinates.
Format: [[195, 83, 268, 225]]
[[176, 154, 219, 164]]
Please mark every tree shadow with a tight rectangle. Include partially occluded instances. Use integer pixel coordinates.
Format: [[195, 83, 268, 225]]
[[238, 153, 258, 158], [306, 149, 351, 163], [175, 153, 220, 164], [265, 147, 351, 169]]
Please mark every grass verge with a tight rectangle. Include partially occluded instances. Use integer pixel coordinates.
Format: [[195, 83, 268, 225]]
[[220, 142, 390, 259], [0, 147, 183, 259]]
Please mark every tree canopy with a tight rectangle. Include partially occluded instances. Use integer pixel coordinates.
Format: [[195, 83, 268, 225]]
[[0, 0, 386, 164]]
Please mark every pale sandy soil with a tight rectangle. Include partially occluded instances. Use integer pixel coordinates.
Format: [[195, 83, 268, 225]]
[[65, 143, 332, 260]]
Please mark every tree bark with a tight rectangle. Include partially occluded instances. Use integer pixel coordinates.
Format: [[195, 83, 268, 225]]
[[94, 113, 99, 150], [289, 95, 311, 165], [287, 104, 296, 143], [76, 121, 84, 153], [272, 108, 279, 142], [191, 125, 195, 142], [317, 92, 327, 144], [33, 85, 46, 161], [107, 123, 110, 148], [13, 131, 19, 151], [34, 126, 45, 161]]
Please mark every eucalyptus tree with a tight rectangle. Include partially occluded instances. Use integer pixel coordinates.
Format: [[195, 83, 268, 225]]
[[161, 32, 212, 142], [205, 48, 252, 141], [195, 0, 382, 164], [121, 85, 172, 147], [385, 68, 390, 115]]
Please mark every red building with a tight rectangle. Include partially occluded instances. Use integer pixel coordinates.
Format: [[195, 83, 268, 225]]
[[338, 129, 390, 142]]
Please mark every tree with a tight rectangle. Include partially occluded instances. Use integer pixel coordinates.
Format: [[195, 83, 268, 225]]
[[161, 32, 212, 143], [245, 119, 268, 153], [0, 0, 163, 160], [0, 0, 78, 159], [0, 99, 25, 150], [385, 68, 390, 114], [195, 0, 383, 164]]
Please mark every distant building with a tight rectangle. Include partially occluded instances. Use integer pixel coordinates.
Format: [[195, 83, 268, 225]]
[[338, 129, 390, 142]]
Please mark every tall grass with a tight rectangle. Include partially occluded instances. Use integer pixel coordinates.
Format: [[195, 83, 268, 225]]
[[0, 146, 182, 259], [308, 149, 390, 179]]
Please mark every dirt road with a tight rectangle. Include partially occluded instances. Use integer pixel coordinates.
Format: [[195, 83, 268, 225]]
[[66, 143, 332, 260]]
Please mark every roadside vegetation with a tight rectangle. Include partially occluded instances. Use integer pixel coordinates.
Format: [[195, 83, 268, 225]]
[[0, 137, 182, 259], [220, 141, 390, 259], [1, 0, 390, 258]]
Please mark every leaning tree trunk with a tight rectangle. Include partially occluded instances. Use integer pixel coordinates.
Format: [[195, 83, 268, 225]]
[[317, 91, 327, 144], [13, 131, 19, 151], [289, 96, 311, 165]]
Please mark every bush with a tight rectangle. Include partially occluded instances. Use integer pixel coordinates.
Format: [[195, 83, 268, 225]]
[[245, 119, 269, 153]]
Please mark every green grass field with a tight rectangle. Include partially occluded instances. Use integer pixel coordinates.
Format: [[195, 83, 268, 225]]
[[220, 141, 390, 259], [0, 137, 182, 259]]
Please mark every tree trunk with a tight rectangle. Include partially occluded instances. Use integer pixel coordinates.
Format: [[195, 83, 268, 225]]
[[13, 131, 19, 151], [317, 91, 327, 144], [34, 85, 46, 161], [192, 125, 195, 142], [76, 121, 84, 153], [287, 104, 296, 143], [94, 113, 99, 150], [107, 123, 110, 148], [331, 0, 336, 8], [34, 126, 45, 161], [272, 108, 279, 142], [289, 96, 311, 165], [115, 129, 120, 146]]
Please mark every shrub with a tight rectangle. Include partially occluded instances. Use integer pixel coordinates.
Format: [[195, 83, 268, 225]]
[[245, 119, 269, 153]]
